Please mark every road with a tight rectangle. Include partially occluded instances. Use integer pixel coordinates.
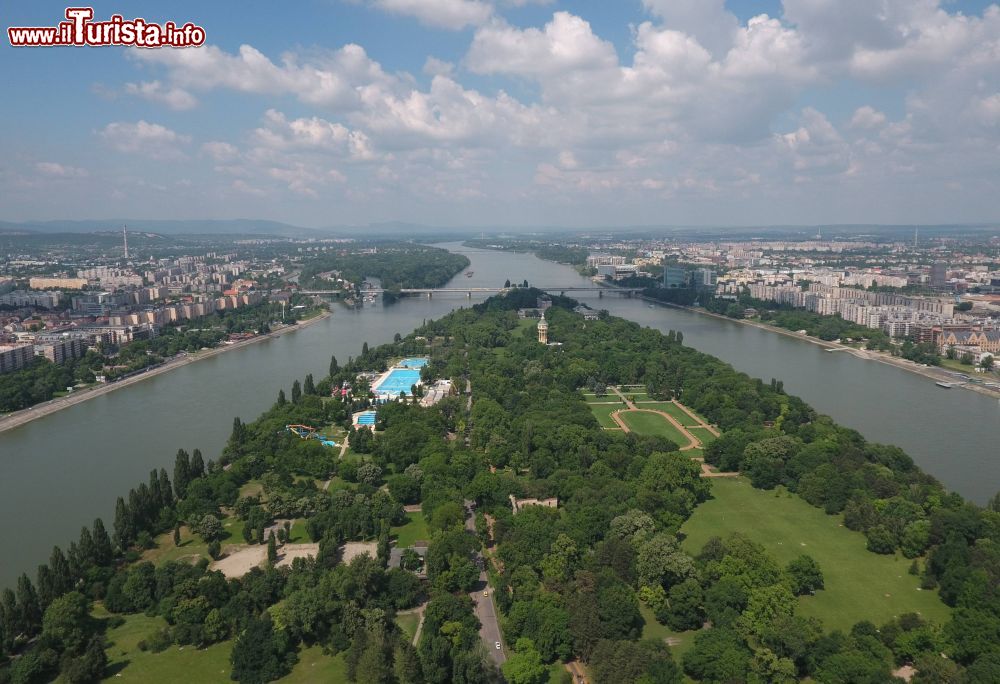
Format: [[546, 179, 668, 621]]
[[465, 502, 506, 667]]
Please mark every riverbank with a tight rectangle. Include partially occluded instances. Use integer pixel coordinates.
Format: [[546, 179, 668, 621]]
[[0, 311, 332, 435], [643, 297, 1000, 401]]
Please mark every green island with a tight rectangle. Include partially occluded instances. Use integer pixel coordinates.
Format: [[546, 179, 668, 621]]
[[2, 289, 999, 684]]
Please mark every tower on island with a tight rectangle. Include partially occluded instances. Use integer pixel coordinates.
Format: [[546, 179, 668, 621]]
[[537, 313, 548, 344]]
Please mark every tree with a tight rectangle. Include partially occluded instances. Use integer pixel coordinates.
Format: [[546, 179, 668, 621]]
[[173, 449, 192, 499], [665, 578, 704, 631], [62, 634, 108, 683], [304, 373, 315, 395], [16, 574, 42, 636], [291, 380, 302, 404], [277, 389, 287, 406], [92, 519, 113, 566], [786, 555, 824, 595], [357, 462, 383, 487], [190, 449, 205, 479], [502, 638, 547, 684], [865, 525, 896, 554], [267, 531, 278, 565], [41, 591, 92, 653], [197, 514, 224, 542], [329, 355, 339, 377], [230, 615, 293, 683], [980, 355, 994, 371], [683, 628, 752, 683], [173, 524, 182, 546]]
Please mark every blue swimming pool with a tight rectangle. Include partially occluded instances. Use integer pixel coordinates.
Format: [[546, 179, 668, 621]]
[[356, 411, 376, 425], [373, 368, 421, 396], [399, 358, 428, 368]]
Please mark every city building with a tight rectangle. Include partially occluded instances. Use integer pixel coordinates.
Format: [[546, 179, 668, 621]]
[[663, 266, 689, 288], [586, 254, 626, 268], [28, 277, 88, 290], [597, 264, 638, 280], [0, 343, 35, 374], [931, 262, 949, 287], [34, 337, 87, 364], [693, 268, 717, 288], [537, 314, 548, 344], [0, 290, 62, 308]]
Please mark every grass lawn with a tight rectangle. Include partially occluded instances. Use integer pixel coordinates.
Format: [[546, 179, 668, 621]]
[[639, 604, 698, 659], [392, 510, 430, 547], [547, 662, 571, 683], [99, 609, 232, 683], [619, 411, 692, 446], [680, 478, 952, 632], [142, 515, 241, 566], [395, 611, 421, 640], [688, 427, 717, 446], [659, 402, 704, 426], [279, 646, 347, 683], [939, 358, 976, 373], [287, 518, 310, 544], [239, 480, 264, 499], [588, 403, 624, 429]]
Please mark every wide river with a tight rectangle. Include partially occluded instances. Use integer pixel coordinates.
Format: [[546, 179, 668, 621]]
[[1, 243, 998, 588]]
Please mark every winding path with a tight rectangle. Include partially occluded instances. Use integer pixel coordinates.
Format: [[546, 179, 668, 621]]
[[609, 387, 737, 478]]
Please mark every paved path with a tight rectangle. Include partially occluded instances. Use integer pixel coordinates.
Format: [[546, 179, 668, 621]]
[[609, 387, 737, 478], [464, 503, 506, 667], [397, 602, 428, 646], [565, 660, 589, 683], [673, 401, 721, 437]]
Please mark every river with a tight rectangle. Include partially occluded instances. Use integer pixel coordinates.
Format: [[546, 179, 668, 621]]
[[0, 242, 998, 588]]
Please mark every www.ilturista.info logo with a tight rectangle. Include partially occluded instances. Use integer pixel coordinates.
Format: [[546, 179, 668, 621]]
[[8, 7, 206, 48]]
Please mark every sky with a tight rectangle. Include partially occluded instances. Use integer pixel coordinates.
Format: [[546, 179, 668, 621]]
[[2, 0, 1000, 229]]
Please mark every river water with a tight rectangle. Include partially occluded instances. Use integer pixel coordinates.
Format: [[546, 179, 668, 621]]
[[0, 243, 998, 588]]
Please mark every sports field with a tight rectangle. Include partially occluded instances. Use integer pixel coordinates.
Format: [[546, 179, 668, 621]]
[[681, 478, 951, 632]]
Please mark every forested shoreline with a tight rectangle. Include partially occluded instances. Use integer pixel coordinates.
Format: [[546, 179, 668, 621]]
[[298, 243, 470, 292], [2, 289, 998, 683]]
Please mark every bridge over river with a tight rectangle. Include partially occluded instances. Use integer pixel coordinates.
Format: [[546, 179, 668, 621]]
[[299, 286, 642, 297]]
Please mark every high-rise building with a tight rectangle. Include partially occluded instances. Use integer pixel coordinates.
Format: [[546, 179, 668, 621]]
[[0, 344, 35, 374], [931, 262, 948, 287], [663, 266, 689, 288]]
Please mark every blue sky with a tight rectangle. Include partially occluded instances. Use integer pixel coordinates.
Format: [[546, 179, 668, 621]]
[[2, 0, 999, 228]]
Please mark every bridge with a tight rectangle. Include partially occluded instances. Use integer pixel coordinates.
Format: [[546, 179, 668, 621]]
[[298, 286, 641, 298]]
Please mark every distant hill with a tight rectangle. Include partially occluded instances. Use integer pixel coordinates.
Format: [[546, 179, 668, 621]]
[[0, 219, 320, 237]]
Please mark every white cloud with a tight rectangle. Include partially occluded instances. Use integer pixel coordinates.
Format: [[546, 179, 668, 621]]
[[131, 44, 394, 110], [466, 13, 618, 79], [87, 3, 1000, 225], [850, 106, 887, 130], [201, 141, 239, 161], [98, 121, 190, 160], [423, 57, 454, 77], [253, 109, 377, 161], [35, 162, 88, 178], [367, 0, 492, 29], [640, 0, 738, 57], [124, 80, 197, 110]]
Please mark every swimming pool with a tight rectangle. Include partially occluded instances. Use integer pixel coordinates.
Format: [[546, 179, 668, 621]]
[[399, 358, 428, 368], [356, 411, 376, 425], [373, 368, 422, 396]]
